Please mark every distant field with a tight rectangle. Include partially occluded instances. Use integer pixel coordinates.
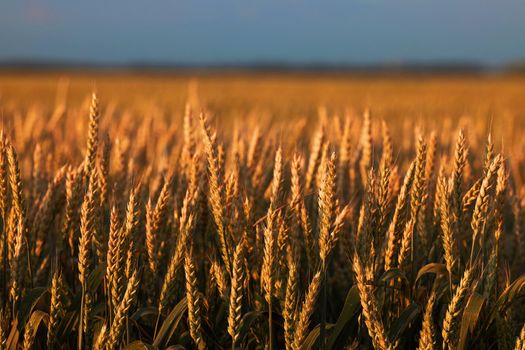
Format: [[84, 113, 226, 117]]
[[1, 71, 524, 145], [0, 71, 523, 113]]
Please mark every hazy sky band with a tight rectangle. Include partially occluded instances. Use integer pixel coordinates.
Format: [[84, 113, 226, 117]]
[[1, 0, 524, 65]]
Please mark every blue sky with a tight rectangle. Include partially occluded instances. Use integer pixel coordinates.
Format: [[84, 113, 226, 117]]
[[1, 0, 524, 65]]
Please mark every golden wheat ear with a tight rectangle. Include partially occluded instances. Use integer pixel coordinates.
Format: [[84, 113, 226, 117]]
[[84, 92, 100, 177], [292, 270, 321, 350], [442, 266, 476, 350], [200, 112, 232, 274], [228, 237, 246, 347], [184, 246, 206, 349]]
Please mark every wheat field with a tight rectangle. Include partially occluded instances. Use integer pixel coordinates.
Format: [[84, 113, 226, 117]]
[[0, 72, 525, 349]]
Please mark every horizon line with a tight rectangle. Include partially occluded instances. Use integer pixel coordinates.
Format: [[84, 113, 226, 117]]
[[1, 58, 525, 75]]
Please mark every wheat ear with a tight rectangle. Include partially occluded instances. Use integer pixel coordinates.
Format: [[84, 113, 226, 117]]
[[292, 271, 321, 350], [228, 238, 246, 348], [184, 246, 206, 349], [442, 267, 475, 350], [107, 269, 139, 350]]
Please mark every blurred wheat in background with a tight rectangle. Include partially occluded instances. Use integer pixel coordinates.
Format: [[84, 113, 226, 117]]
[[0, 73, 525, 349]]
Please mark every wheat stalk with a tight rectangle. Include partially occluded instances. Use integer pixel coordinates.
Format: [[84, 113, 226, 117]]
[[84, 92, 100, 176], [442, 267, 475, 350], [184, 245, 206, 349], [283, 258, 298, 350], [107, 269, 139, 350], [200, 113, 232, 274], [417, 291, 437, 350], [228, 238, 246, 348], [292, 271, 321, 350], [47, 269, 65, 348], [353, 253, 394, 350]]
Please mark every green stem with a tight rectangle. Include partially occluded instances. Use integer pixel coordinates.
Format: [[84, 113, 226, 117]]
[[320, 264, 327, 349], [78, 286, 85, 350], [24, 235, 34, 289], [269, 294, 273, 350]]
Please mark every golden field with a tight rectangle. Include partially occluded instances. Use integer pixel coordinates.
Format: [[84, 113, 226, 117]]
[[0, 71, 525, 349]]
